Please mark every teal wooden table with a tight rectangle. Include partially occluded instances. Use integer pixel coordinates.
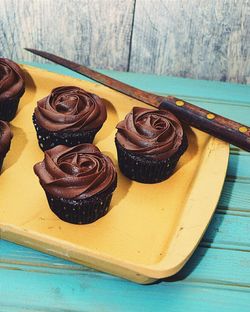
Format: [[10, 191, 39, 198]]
[[0, 62, 249, 312]]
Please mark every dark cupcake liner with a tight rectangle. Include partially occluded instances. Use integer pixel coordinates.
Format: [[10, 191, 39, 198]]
[[33, 114, 101, 151], [0, 155, 4, 172], [115, 136, 188, 183], [45, 181, 117, 224], [0, 143, 11, 173], [0, 88, 25, 122]]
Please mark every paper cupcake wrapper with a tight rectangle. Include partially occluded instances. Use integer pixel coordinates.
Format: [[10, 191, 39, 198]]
[[0, 155, 4, 173], [0, 142, 11, 173], [33, 114, 101, 151], [0, 97, 20, 122], [115, 137, 188, 183], [45, 182, 116, 224], [0, 88, 24, 122]]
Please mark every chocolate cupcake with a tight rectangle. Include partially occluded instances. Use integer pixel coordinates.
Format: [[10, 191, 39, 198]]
[[0, 58, 25, 121], [33, 86, 107, 151], [115, 107, 188, 183], [34, 144, 117, 224], [0, 120, 13, 172]]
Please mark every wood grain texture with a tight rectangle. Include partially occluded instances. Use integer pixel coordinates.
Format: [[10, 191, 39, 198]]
[[0, 0, 134, 70], [1, 240, 250, 310], [0, 268, 249, 312], [1, 241, 249, 286], [0, 0, 250, 83], [130, 0, 250, 83]]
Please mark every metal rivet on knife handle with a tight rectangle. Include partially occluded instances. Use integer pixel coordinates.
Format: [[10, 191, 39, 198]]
[[239, 126, 248, 133], [176, 100, 185, 106], [207, 113, 215, 120], [160, 96, 250, 152]]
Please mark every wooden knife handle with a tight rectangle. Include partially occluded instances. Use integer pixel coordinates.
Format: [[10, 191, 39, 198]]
[[159, 96, 250, 152]]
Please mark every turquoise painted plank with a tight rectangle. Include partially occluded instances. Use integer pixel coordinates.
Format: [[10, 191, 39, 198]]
[[218, 181, 250, 212], [0, 240, 78, 269], [0, 268, 249, 312], [202, 214, 250, 251], [230, 148, 249, 156], [226, 154, 250, 180], [1, 243, 249, 287], [0, 306, 56, 312], [174, 247, 250, 286]]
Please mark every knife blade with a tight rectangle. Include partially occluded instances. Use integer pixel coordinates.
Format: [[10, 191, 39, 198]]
[[25, 48, 250, 152]]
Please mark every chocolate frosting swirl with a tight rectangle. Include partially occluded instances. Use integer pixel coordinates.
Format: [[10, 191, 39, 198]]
[[34, 86, 107, 132], [34, 144, 117, 199], [116, 107, 184, 160], [0, 121, 13, 155], [0, 58, 25, 102]]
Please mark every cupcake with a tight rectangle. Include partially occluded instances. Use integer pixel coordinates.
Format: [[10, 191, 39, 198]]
[[115, 107, 188, 183], [34, 144, 117, 224], [0, 120, 13, 172], [33, 86, 107, 151], [0, 58, 25, 121]]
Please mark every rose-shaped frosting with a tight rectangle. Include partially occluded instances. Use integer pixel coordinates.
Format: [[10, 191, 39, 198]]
[[34, 86, 107, 132], [34, 144, 117, 199], [116, 107, 185, 160], [0, 58, 25, 102], [0, 121, 13, 155]]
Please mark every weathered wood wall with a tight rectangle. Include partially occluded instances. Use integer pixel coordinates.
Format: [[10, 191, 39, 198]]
[[0, 0, 249, 83]]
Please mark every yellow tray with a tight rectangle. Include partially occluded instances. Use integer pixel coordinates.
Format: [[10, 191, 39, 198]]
[[0, 65, 229, 284]]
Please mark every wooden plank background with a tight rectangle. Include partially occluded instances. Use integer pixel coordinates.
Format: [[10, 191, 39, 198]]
[[0, 0, 249, 83]]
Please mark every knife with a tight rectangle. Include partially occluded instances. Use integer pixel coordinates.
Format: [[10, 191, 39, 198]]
[[25, 48, 250, 152]]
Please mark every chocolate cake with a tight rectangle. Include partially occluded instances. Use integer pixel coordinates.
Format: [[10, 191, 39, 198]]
[[0, 58, 25, 121], [115, 107, 188, 183], [34, 144, 117, 224], [33, 86, 107, 151]]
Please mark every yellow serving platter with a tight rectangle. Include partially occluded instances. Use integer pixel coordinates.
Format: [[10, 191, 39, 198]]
[[0, 65, 229, 284]]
